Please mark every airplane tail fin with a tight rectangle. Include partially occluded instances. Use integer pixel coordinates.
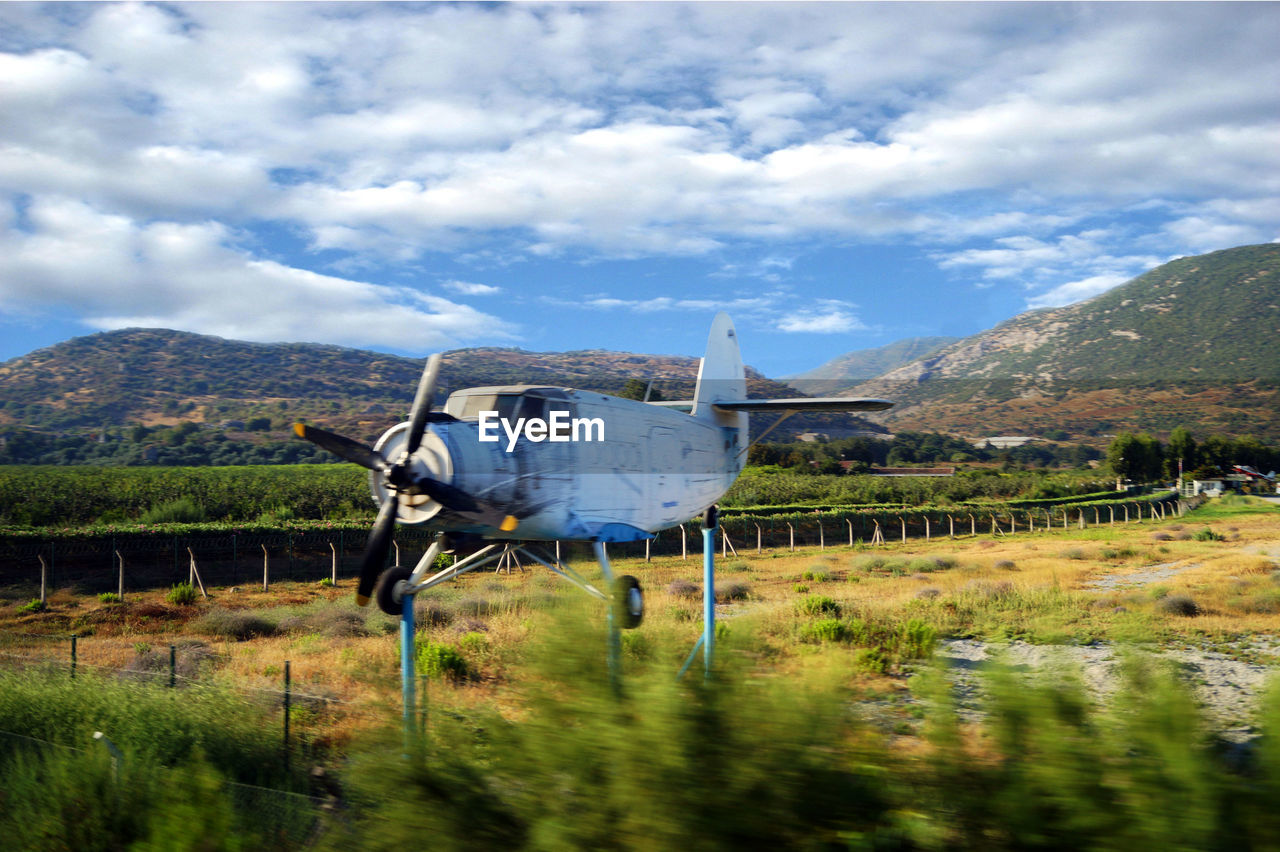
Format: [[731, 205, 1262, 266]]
[[693, 313, 747, 428]]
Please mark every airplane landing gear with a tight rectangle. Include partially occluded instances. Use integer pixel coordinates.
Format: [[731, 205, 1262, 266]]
[[375, 565, 413, 616], [614, 575, 644, 629]]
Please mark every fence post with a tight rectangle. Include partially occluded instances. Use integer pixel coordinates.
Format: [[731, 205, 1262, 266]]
[[787, 523, 795, 552], [1028, 513, 1034, 533], [682, 524, 688, 561], [948, 515, 955, 538], [1009, 514, 1015, 535], [283, 660, 292, 773], [846, 519, 853, 547], [925, 516, 931, 541], [645, 537, 651, 562], [116, 550, 124, 601], [39, 555, 48, 605], [757, 523, 763, 553], [187, 548, 208, 598], [262, 544, 269, 592], [1123, 505, 1129, 523], [330, 542, 338, 585], [1079, 510, 1085, 530], [899, 516, 906, 543], [818, 521, 825, 550], [969, 514, 976, 536]]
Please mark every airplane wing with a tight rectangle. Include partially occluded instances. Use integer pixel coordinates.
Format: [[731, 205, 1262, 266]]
[[648, 397, 893, 413]]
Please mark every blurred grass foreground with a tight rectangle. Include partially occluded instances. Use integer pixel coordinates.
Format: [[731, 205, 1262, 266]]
[[5, 609, 1280, 850]]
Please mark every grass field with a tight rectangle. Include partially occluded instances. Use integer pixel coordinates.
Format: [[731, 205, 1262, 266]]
[[2, 495, 1279, 848]]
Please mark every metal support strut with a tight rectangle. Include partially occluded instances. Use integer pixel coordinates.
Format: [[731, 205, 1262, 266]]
[[678, 505, 717, 680]]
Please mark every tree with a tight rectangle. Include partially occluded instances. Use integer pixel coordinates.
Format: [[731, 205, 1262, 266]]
[[617, 379, 662, 401], [1107, 433, 1163, 483], [1166, 427, 1197, 479]]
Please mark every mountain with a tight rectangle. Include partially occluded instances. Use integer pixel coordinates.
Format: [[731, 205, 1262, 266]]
[[846, 243, 1280, 441], [0, 329, 882, 455], [783, 336, 960, 395]]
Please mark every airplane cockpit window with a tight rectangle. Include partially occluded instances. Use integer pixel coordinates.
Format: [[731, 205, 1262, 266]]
[[446, 390, 572, 422]]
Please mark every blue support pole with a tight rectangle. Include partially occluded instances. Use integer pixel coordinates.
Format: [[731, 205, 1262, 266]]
[[702, 525, 715, 677], [401, 589, 416, 753]]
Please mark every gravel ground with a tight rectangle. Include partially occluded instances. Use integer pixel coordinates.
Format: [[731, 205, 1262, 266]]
[[933, 638, 1278, 743]]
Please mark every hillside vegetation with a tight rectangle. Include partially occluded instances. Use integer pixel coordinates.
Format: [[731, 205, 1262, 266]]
[[850, 243, 1280, 440]]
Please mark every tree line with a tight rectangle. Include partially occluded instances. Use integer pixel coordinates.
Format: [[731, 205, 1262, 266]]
[[1106, 427, 1280, 484]]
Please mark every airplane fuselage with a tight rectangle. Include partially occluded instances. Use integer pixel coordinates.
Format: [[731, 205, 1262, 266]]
[[373, 386, 746, 542]]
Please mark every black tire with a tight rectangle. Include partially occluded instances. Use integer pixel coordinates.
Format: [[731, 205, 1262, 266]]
[[614, 575, 644, 629], [375, 565, 413, 617]]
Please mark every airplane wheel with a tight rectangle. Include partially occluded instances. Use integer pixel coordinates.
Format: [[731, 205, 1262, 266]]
[[614, 575, 644, 629], [375, 565, 413, 617]]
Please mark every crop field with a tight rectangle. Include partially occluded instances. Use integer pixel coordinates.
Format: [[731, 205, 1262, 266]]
[[2, 496, 1279, 848]]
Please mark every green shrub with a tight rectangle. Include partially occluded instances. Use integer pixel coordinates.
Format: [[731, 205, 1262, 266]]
[[798, 618, 848, 644], [417, 639, 470, 681], [139, 497, 207, 525], [896, 618, 937, 659], [800, 566, 830, 582], [1194, 528, 1225, 542], [98, 592, 122, 604], [166, 582, 197, 606], [796, 595, 841, 618], [854, 646, 889, 674], [16, 598, 47, 614]]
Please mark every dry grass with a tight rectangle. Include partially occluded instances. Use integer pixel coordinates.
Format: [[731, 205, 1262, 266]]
[[3, 499, 1278, 735]]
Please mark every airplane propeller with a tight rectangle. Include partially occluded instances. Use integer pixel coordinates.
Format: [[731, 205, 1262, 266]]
[[294, 353, 516, 607]]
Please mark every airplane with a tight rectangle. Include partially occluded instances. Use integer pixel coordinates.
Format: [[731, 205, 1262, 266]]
[[294, 312, 892, 622]]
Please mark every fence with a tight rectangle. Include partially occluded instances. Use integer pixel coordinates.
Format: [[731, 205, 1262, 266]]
[[1, 493, 1193, 596]]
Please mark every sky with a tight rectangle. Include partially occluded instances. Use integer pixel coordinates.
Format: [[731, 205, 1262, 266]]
[[1, 2, 1277, 378]]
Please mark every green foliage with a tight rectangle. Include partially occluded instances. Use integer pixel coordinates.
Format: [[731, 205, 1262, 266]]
[[795, 594, 840, 618], [166, 582, 198, 606], [1194, 527, 1226, 542], [416, 639, 471, 681], [896, 618, 937, 659], [798, 617, 849, 644], [16, 598, 47, 614], [195, 608, 278, 640], [98, 592, 122, 604]]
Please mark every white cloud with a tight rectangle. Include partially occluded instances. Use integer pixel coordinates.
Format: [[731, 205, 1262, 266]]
[[776, 308, 867, 334], [0, 197, 514, 351], [442, 280, 502, 296], [0, 1, 1277, 348], [1026, 274, 1131, 310]]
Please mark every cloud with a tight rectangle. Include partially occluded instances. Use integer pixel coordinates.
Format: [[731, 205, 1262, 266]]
[[1025, 274, 1132, 310], [776, 308, 867, 334], [0, 197, 514, 351], [0, 1, 1277, 349], [442, 279, 502, 296]]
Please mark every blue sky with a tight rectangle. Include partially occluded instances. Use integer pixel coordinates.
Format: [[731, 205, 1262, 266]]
[[1, 2, 1277, 378]]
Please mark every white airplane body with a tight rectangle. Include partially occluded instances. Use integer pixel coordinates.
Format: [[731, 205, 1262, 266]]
[[296, 313, 891, 616]]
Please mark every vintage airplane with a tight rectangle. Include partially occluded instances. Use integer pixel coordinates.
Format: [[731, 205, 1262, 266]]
[[294, 313, 892, 621]]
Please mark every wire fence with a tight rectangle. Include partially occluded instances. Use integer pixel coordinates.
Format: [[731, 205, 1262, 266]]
[[0, 493, 1193, 596]]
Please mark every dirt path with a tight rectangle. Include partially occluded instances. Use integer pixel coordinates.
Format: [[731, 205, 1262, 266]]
[[933, 638, 1279, 743]]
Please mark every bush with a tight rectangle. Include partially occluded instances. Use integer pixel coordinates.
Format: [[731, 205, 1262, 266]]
[[796, 595, 841, 618], [417, 639, 470, 681], [896, 618, 937, 659], [798, 618, 848, 643], [800, 567, 830, 582], [1156, 594, 1201, 617], [195, 608, 277, 640], [666, 579, 701, 600], [16, 599, 47, 614], [1194, 528, 1225, 542], [166, 582, 198, 606], [716, 582, 751, 603], [98, 592, 122, 604], [139, 497, 207, 525]]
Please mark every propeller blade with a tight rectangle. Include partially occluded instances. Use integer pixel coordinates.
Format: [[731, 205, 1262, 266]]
[[293, 423, 386, 472], [413, 475, 479, 514], [355, 497, 398, 606], [404, 353, 442, 457]]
